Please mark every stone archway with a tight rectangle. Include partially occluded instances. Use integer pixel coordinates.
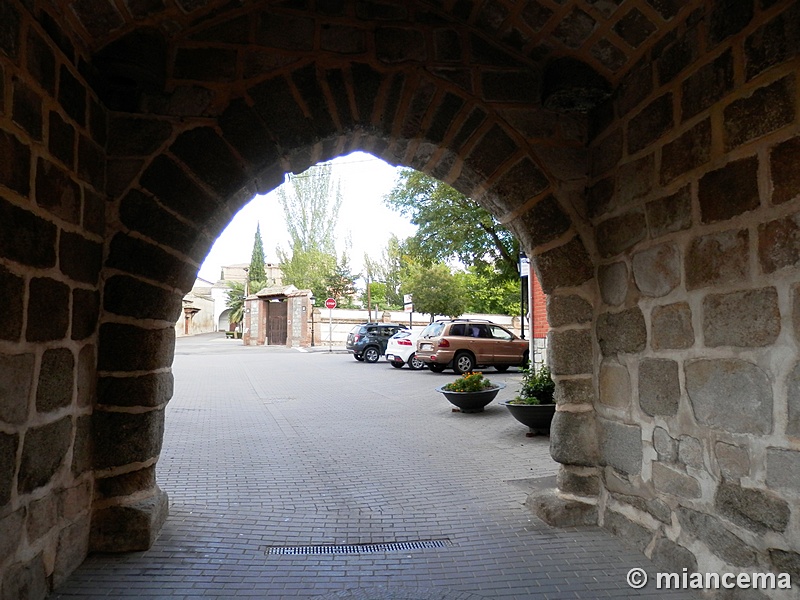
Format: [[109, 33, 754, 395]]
[[3, 0, 800, 595]]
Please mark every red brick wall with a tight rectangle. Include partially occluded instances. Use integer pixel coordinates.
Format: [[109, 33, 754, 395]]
[[530, 272, 548, 339]]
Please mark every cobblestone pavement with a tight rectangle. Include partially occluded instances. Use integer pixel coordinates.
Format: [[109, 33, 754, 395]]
[[52, 334, 694, 599]]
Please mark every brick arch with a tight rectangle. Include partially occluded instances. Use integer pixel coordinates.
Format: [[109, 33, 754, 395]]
[[94, 51, 600, 549]]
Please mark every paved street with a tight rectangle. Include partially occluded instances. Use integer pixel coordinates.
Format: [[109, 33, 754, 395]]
[[52, 333, 693, 599]]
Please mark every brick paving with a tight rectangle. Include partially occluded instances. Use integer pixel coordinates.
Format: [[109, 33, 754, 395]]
[[51, 334, 695, 599]]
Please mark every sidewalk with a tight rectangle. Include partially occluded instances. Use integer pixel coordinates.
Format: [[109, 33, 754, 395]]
[[52, 343, 695, 599]]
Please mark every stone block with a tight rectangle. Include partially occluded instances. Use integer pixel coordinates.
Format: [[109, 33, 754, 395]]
[[0, 199, 58, 268], [656, 26, 697, 83], [677, 507, 757, 567], [0, 508, 25, 569], [550, 410, 599, 467], [612, 492, 672, 524], [48, 111, 75, 168], [36, 348, 74, 413], [651, 302, 694, 350], [766, 447, 800, 492], [769, 549, 800, 583], [105, 233, 197, 293], [682, 49, 734, 121], [552, 8, 596, 49], [654, 427, 677, 462], [103, 274, 184, 322], [595, 210, 647, 258], [174, 47, 236, 82], [26, 277, 70, 342], [82, 189, 105, 236], [12, 80, 43, 141], [587, 176, 614, 218], [615, 154, 653, 208], [97, 372, 174, 409], [596, 307, 647, 356], [686, 359, 772, 434], [426, 93, 464, 145], [92, 408, 165, 470], [26, 494, 58, 542], [0, 1, 21, 58], [660, 118, 710, 183], [0, 264, 23, 341], [708, 0, 753, 47], [590, 128, 622, 178], [95, 465, 156, 500], [787, 361, 800, 436], [59, 480, 91, 521], [599, 418, 642, 475], [715, 442, 749, 480], [603, 509, 652, 553], [598, 261, 628, 306], [614, 8, 656, 48], [119, 189, 204, 258], [76, 345, 95, 408], [639, 358, 680, 417], [770, 135, 800, 206], [60, 231, 102, 285], [651, 538, 698, 573], [527, 489, 598, 527], [632, 243, 680, 297], [616, 58, 652, 116], [90, 487, 169, 552], [745, 2, 800, 79], [653, 461, 701, 499], [35, 158, 81, 225], [685, 228, 749, 290], [375, 27, 425, 62], [698, 157, 760, 224], [171, 127, 247, 199], [557, 466, 600, 497], [53, 515, 90, 588], [71, 288, 100, 341], [646, 186, 692, 239], [71, 415, 92, 477], [715, 481, 789, 534], [0, 129, 31, 197], [678, 435, 703, 469], [77, 135, 105, 191], [548, 329, 592, 375], [107, 116, 174, 158], [725, 76, 795, 150], [0, 433, 18, 507], [58, 66, 85, 126], [98, 323, 175, 373], [554, 378, 594, 406], [599, 359, 631, 409], [759, 212, 800, 274], [320, 24, 366, 54], [19, 416, 73, 494], [514, 195, 571, 251], [0, 353, 34, 424], [628, 93, 673, 154], [0, 553, 48, 600], [466, 125, 517, 181], [703, 287, 780, 347], [255, 12, 313, 49], [218, 98, 279, 169], [546, 294, 592, 328]]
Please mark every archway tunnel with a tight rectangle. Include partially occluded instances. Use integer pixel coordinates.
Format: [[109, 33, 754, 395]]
[[2, 0, 800, 594]]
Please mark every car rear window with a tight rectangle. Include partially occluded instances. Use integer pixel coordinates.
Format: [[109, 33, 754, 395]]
[[420, 322, 445, 338]]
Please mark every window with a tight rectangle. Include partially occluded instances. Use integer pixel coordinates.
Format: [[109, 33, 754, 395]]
[[490, 325, 513, 340]]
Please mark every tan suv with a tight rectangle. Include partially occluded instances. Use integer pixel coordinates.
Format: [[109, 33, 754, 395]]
[[415, 319, 529, 374]]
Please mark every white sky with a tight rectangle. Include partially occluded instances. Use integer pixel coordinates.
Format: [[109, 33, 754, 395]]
[[198, 152, 417, 283]]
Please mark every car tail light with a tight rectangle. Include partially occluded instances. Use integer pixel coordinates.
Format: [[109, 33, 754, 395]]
[[397, 338, 412, 346], [438, 339, 450, 348], [353, 335, 361, 342]]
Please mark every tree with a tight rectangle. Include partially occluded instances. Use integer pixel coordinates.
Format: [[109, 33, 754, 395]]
[[248, 223, 266, 285], [225, 281, 245, 327], [384, 169, 520, 279], [454, 266, 521, 315], [325, 253, 358, 306], [406, 263, 467, 319], [280, 246, 335, 302]]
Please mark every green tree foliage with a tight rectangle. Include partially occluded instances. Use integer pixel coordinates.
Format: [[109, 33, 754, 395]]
[[225, 281, 245, 326], [454, 267, 521, 315], [276, 163, 342, 300], [325, 253, 358, 306], [248, 223, 266, 284], [362, 235, 410, 309], [406, 263, 467, 319], [360, 281, 388, 311], [385, 169, 519, 279]]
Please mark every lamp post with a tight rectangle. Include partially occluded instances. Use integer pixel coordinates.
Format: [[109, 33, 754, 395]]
[[242, 267, 249, 337], [518, 253, 528, 341], [310, 295, 315, 347]]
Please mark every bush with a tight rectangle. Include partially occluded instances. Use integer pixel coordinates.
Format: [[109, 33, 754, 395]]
[[442, 372, 495, 392], [509, 365, 554, 405]]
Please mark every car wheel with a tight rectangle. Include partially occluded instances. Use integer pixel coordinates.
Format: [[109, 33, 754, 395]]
[[495, 365, 509, 372], [390, 360, 404, 369], [408, 354, 425, 370], [354, 354, 364, 361], [453, 352, 475, 374], [364, 346, 380, 363], [428, 363, 446, 373], [521, 351, 529, 368]]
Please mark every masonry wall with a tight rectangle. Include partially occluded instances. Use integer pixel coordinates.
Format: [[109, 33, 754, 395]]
[[0, 3, 103, 593], [547, 0, 800, 581]]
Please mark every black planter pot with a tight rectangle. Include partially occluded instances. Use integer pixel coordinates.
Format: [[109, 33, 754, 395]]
[[502, 401, 556, 435], [436, 383, 506, 413]]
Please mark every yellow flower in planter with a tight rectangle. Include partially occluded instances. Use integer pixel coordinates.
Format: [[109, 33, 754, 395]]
[[441, 372, 496, 393]]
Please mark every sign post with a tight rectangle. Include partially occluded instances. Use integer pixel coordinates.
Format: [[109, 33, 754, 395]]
[[325, 298, 336, 352], [403, 294, 413, 329]]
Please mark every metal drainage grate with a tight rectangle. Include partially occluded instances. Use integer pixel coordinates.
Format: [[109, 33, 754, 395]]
[[266, 539, 452, 556]]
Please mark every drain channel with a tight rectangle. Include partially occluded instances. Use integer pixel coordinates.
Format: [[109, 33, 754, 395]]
[[266, 539, 452, 556]]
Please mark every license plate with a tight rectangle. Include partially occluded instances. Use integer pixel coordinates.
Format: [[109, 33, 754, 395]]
[[386, 354, 395, 361], [420, 343, 433, 351]]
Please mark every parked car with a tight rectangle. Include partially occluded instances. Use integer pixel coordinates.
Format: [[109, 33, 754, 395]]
[[346, 323, 409, 363], [385, 329, 425, 370], [416, 319, 529, 374]]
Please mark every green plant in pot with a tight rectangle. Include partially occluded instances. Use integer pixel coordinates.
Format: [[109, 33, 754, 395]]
[[504, 364, 556, 435], [436, 372, 505, 413]]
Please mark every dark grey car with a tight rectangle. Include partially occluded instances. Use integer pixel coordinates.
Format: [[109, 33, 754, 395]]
[[346, 323, 409, 363]]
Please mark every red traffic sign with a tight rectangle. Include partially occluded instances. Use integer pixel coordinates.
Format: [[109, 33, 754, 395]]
[[324, 297, 337, 309]]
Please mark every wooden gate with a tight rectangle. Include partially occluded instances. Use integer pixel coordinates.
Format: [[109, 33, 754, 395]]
[[267, 301, 287, 345]]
